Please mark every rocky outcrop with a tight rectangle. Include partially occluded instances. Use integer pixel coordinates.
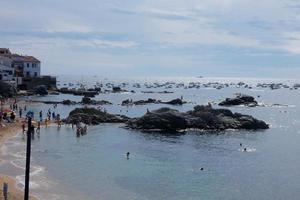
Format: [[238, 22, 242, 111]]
[[32, 97, 112, 106], [81, 97, 112, 105], [33, 85, 48, 95], [126, 105, 269, 131], [0, 81, 17, 98], [121, 98, 186, 106], [163, 98, 186, 105], [59, 88, 99, 96], [219, 95, 258, 107], [122, 98, 160, 106], [64, 108, 128, 125]]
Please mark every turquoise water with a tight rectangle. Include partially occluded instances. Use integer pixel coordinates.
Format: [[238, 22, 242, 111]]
[[1, 77, 300, 200]]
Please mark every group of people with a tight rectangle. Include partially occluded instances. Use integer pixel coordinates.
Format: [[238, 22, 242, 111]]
[[74, 122, 88, 137], [0, 98, 21, 126]]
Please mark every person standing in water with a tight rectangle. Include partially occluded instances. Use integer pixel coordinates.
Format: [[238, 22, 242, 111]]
[[126, 152, 130, 159]]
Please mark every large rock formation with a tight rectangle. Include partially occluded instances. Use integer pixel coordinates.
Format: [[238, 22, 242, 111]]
[[126, 105, 269, 131], [0, 81, 17, 98], [64, 107, 128, 125], [81, 97, 112, 105], [33, 85, 48, 95], [163, 98, 185, 105], [121, 98, 186, 106], [219, 94, 258, 107], [32, 97, 112, 106]]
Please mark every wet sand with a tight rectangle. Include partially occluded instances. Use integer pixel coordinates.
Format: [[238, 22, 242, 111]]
[[0, 100, 44, 200]]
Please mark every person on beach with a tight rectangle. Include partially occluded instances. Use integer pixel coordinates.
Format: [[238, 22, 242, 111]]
[[22, 123, 26, 133], [37, 121, 41, 133], [45, 118, 48, 127], [126, 152, 130, 159], [24, 105, 27, 111], [3, 182, 8, 200], [19, 108, 22, 118], [56, 114, 61, 127], [10, 112, 15, 122], [52, 112, 56, 120], [39, 110, 43, 122], [82, 125, 87, 134]]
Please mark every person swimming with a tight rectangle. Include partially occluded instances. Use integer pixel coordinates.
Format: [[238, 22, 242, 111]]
[[243, 148, 247, 152], [240, 143, 242, 147]]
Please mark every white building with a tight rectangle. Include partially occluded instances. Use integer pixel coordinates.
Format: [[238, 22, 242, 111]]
[[0, 63, 15, 82], [22, 56, 41, 77]]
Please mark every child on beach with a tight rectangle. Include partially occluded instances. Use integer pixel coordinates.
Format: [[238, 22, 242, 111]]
[[45, 118, 48, 127]]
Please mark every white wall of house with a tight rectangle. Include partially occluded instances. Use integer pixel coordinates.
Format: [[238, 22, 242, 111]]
[[0, 64, 15, 81], [23, 62, 41, 77]]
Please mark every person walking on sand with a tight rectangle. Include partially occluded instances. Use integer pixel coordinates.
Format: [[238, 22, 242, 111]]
[[37, 121, 41, 133], [3, 182, 8, 200], [39, 110, 43, 122], [52, 112, 56, 120], [22, 123, 26, 133], [45, 118, 48, 127], [19, 108, 22, 118]]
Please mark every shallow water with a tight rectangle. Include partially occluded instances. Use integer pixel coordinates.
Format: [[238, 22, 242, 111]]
[[1, 77, 300, 200]]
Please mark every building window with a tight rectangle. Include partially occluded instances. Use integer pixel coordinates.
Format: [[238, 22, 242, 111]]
[[27, 63, 29, 68], [34, 72, 38, 77], [26, 71, 30, 77]]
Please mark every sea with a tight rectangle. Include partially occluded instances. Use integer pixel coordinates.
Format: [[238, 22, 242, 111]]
[[1, 76, 300, 200]]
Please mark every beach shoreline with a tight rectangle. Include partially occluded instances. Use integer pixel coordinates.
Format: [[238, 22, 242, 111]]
[[0, 119, 38, 200], [0, 99, 44, 200]]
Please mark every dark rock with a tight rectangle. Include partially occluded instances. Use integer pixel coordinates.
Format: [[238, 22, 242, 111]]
[[33, 85, 48, 95], [58, 88, 99, 96], [81, 97, 112, 105], [64, 107, 128, 125], [121, 98, 186, 106], [126, 105, 268, 131], [163, 98, 186, 105], [49, 91, 60, 95], [126, 108, 187, 131], [0, 81, 17, 98], [219, 94, 258, 107], [62, 99, 76, 105], [122, 98, 161, 106]]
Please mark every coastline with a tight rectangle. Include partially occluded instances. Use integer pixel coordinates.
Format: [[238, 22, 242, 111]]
[[0, 115, 38, 200]]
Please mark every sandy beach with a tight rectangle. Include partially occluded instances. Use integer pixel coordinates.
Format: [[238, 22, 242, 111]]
[[0, 100, 40, 200]]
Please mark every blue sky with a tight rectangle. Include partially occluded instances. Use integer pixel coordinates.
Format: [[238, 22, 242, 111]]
[[1, 0, 300, 77]]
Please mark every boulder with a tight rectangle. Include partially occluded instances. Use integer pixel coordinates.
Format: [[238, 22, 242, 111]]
[[34, 85, 48, 95], [163, 98, 186, 105], [62, 99, 76, 105], [126, 108, 187, 131], [126, 105, 268, 131], [121, 98, 160, 106], [219, 94, 258, 107], [64, 107, 128, 125], [81, 97, 112, 105], [0, 81, 16, 98]]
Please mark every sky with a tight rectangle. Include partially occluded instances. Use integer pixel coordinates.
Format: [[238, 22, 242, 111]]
[[1, 0, 300, 78]]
